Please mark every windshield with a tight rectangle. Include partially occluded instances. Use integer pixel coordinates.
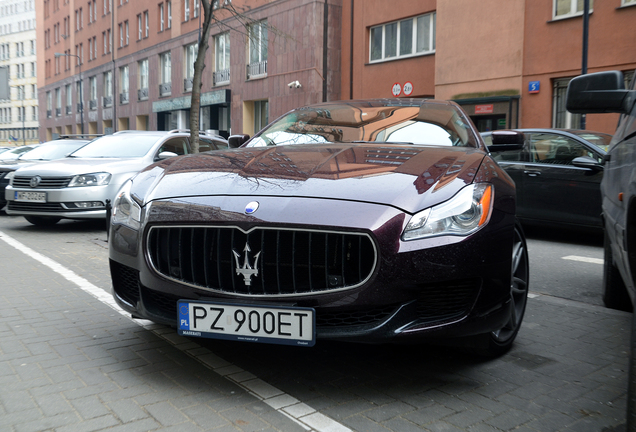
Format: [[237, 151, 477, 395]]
[[570, 131, 612, 152], [70, 134, 163, 158], [0, 146, 36, 160], [19, 141, 88, 160], [247, 102, 477, 148]]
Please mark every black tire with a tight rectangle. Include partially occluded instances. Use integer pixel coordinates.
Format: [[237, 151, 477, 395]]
[[602, 233, 632, 312], [473, 221, 530, 357], [24, 216, 61, 226]]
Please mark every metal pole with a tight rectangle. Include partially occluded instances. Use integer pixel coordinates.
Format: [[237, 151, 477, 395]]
[[21, 93, 24, 145], [79, 59, 84, 136], [581, 0, 589, 130]]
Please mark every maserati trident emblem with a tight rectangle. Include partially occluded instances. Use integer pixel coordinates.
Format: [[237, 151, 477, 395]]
[[30, 176, 42, 188], [232, 242, 261, 286]]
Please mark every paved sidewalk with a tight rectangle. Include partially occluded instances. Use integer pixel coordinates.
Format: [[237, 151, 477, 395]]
[[0, 219, 631, 431]]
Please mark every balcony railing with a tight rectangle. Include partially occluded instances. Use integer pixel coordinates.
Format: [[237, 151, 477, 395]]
[[77, 102, 84, 112], [46, 109, 51, 118], [213, 69, 230, 86], [138, 88, 148, 101], [120, 92, 129, 104], [247, 60, 267, 79], [89, 99, 97, 110], [184, 77, 193, 92], [159, 82, 172, 96], [66, 105, 72, 115], [102, 96, 113, 107], [55, 107, 61, 117]]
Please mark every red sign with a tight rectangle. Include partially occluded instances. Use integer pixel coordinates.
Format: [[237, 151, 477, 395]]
[[403, 82, 413, 96], [391, 83, 402, 97], [475, 104, 494, 114]]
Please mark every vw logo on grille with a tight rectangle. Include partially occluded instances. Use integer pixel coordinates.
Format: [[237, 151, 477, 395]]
[[29, 176, 42, 188], [245, 201, 259, 214]]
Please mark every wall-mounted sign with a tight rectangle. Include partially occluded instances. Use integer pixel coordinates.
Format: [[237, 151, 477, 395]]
[[403, 82, 413, 96], [529, 81, 540, 94], [475, 104, 494, 114], [391, 83, 402, 97]]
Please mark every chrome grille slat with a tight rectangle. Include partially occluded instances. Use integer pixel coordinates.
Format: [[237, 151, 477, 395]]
[[13, 176, 73, 189], [147, 226, 377, 297]]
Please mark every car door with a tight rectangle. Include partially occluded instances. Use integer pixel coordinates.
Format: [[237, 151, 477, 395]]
[[522, 132, 604, 227], [486, 133, 529, 217]]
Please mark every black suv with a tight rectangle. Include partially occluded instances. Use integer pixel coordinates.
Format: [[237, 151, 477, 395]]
[[566, 70, 636, 312]]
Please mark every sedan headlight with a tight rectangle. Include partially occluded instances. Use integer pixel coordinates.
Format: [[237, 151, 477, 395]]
[[111, 179, 142, 230], [402, 183, 493, 241], [68, 172, 111, 187]]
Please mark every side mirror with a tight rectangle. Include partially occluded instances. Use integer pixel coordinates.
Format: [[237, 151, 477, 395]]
[[487, 130, 525, 152], [228, 134, 250, 148], [566, 71, 633, 114], [572, 156, 603, 171], [157, 151, 178, 160]]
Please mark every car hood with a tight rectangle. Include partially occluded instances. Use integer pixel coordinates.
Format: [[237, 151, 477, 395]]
[[137, 144, 486, 214], [11, 157, 149, 176]]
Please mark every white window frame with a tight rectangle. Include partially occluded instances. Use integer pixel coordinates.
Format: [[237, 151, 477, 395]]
[[144, 11, 149, 37], [160, 51, 171, 84], [215, 31, 230, 71], [160, 3, 164, 31], [184, 0, 189, 21], [622, 0, 636, 5], [139, 59, 149, 90], [120, 65, 129, 93], [193, 0, 199, 18], [103, 71, 112, 97], [137, 14, 142, 40], [248, 20, 267, 64], [369, 12, 435, 63], [553, 0, 593, 19], [167, 0, 171, 28], [184, 43, 197, 79]]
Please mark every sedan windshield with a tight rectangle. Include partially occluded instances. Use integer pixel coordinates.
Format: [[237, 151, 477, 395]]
[[19, 141, 88, 160], [70, 134, 162, 158], [247, 102, 477, 148]]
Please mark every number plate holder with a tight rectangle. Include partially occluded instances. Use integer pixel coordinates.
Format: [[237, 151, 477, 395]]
[[15, 191, 46, 203], [177, 300, 316, 347]]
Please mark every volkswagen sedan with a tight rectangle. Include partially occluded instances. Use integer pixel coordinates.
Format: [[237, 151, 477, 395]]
[[108, 99, 529, 356]]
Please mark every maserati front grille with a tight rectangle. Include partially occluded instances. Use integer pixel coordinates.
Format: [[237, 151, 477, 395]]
[[146, 226, 377, 297]]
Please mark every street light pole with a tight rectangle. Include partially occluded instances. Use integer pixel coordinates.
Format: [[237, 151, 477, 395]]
[[55, 52, 84, 136]]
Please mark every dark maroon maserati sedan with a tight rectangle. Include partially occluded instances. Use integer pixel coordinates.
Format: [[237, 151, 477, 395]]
[[108, 99, 529, 356]]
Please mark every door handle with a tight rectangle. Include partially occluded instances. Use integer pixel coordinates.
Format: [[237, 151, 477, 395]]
[[523, 170, 541, 177]]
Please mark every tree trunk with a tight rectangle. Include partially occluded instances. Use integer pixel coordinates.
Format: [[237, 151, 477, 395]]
[[189, 0, 214, 153]]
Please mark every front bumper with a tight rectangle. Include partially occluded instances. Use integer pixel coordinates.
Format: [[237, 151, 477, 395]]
[[5, 184, 111, 219]]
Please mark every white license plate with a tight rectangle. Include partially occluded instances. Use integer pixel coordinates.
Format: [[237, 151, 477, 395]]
[[15, 191, 46, 203], [177, 300, 315, 347]]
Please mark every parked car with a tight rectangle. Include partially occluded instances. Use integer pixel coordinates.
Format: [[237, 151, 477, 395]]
[[0, 147, 13, 155], [0, 138, 90, 210], [0, 144, 40, 161], [482, 128, 611, 230], [566, 70, 636, 312], [109, 99, 529, 356], [4, 130, 229, 226]]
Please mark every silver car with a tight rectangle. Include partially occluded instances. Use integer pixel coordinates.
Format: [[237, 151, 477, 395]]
[[5, 130, 228, 226]]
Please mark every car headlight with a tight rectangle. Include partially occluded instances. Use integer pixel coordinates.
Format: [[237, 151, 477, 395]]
[[68, 172, 112, 187], [111, 179, 142, 230], [402, 183, 493, 241]]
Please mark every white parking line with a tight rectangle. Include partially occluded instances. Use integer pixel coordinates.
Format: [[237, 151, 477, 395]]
[[0, 230, 351, 432], [562, 255, 604, 265]]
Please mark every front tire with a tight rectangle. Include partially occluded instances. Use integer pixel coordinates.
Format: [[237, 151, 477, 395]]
[[24, 216, 61, 226], [474, 221, 529, 357], [603, 233, 632, 311]]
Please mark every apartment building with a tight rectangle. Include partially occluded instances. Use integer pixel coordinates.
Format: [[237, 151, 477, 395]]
[[342, 0, 636, 134], [37, 0, 342, 141], [0, 0, 38, 146]]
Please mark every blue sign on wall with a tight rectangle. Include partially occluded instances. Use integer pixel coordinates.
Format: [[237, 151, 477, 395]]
[[529, 81, 540, 94]]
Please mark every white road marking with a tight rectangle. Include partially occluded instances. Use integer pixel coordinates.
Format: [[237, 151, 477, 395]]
[[0, 230, 350, 432], [562, 255, 604, 265]]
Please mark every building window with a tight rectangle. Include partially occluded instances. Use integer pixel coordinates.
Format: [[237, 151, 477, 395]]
[[120, 65, 129, 104], [247, 20, 267, 79], [160, 51, 171, 96], [193, 0, 198, 18], [55, 87, 61, 116], [103, 71, 112, 106], [552, 78, 581, 129], [137, 14, 142, 40], [622, 0, 636, 5], [214, 32, 230, 85], [183, 0, 189, 21], [138, 59, 149, 100], [125, 20, 129, 45], [184, 43, 197, 91], [370, 12, 435, 63], [553, 0, 593, 19], [89, 76, 97, 109], [119, 23, 123, 47], [144, 10, 149, 37], [66, 83, 71, 113], [167, 0, 171, 28], [254, 100, 268, 133], [159, 3, 164, 31]]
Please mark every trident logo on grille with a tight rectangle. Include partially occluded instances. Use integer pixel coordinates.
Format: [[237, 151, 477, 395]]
[[232, 242, 261, 286]]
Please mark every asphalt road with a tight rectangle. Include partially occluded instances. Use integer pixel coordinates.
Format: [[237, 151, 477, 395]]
[[0, 214, 629, 432]]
